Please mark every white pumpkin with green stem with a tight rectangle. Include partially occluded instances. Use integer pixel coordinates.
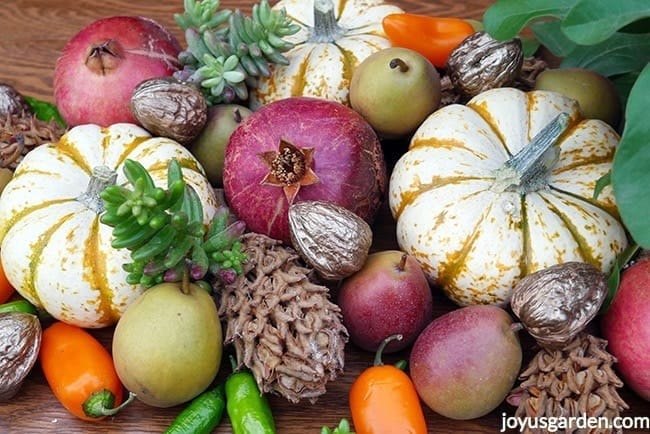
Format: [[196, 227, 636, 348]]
[[249, 0, 403, 109], [389, 87, 629, 306], [0, 123, 218, 328]]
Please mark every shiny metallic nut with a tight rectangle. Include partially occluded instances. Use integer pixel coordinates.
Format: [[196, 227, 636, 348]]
[[0, 83, 32, 117], [510, 262, 608, 349], [288, 200, 373, 281], [131, 77, 208, 145], [0, 312, 42, 401], [446, 31, 524, 98]]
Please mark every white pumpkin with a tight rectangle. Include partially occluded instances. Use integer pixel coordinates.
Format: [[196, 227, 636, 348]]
[[0, 123, 218, 328], [389, 87, 629, 306], [249, 0, 403, 109]]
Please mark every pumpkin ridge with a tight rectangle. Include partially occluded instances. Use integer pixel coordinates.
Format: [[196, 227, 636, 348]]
[[437, 196, 495, 297], [548, 183, 620, 220], [520, 193, 532, 276], [333, 45, 358, 105], [552, 154, 615, 175], [56, 137, 93, 175], [113, 135, 151, 168], [535, 192, 600, 266], [83, 217, 116, 326], [394, 176, 489, 219], [27, 211, 78, 309], [466, 102, 514, 158], [0, 199, 70, 242]]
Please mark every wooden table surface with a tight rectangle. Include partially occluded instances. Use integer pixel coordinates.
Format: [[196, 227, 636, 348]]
[[1, 0, 648, 433]]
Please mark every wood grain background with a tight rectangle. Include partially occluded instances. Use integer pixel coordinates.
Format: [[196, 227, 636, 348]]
[[1, 0, 648, 433]]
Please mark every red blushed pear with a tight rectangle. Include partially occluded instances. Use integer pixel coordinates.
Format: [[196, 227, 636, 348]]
[[337, 250, 434, 354], [223, 97, 387, 245], [409, 305, 523, 420]]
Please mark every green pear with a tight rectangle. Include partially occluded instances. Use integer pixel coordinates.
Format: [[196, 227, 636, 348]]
[[189, 104, 252, 187], [112, 282, 223, 408], [534, 68, 622, 128], [350, 47, 441, 139]]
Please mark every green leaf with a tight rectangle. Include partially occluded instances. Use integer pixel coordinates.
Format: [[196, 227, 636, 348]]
[[601, 243, 640, 313], [531, 20, 577, 57], [593, 171, 611, 200], [559, 32, 650, 77], [561, 0, 650, 45], [611, 64, 650, 248], [483, 0, 578, 40], [23, 95, 66, 127]]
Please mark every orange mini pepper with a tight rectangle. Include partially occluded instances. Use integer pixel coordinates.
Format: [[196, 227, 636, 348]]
[[382, 13, 476, 68], [40, 321, 132, 421], [0, 262, 15, 304], [349, 334, 428, 434]]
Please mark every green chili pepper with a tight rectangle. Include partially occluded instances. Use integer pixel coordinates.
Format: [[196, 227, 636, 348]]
[[225, 356, 276, 434], [0, 299, 38, 315], [164, 384, 226, 434]]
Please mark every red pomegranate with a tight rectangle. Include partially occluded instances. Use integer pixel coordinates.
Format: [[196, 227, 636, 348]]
[[54, 15, 181, 127], [223, 97, 387, 245]]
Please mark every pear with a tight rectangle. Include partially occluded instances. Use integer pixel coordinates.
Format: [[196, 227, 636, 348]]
[[112, 282, 223, 408], [534, 68, 622, 128], [189, 104, 252, 187], [350, 47, 441, 139]]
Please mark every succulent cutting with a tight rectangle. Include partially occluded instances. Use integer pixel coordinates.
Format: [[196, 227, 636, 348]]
[[173, 0, 300, 104], [99, 158, 246, 288]]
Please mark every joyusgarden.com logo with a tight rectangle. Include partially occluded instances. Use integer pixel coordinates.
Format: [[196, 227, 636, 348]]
[[500, 412, 650, 432]]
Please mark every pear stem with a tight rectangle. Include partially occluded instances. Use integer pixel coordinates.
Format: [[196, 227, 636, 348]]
[[374, 334, 403, 366], [397, 253, 408, 272], [389, 58, 409, 73]]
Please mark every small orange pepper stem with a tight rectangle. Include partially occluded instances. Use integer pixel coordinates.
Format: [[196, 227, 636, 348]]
[[349, 334, 428, 434], [39, 321, 126, 421], [382, 13, 476, 68]]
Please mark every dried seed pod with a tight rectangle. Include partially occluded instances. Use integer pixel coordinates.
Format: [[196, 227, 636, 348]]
[[0, 312, 42, 401], [130, 77, 208, 145], [288, 200, 373, 281], [446, 31, 524, 98], [0, 83, 32, 117], [507, 333, 628, 425], [510, 262, 608, 349]]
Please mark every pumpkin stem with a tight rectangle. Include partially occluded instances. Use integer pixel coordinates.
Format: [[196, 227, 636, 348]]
[[310, 0, 343, 43], [491, 112, 569, 194], [76, 166, 118, 214]]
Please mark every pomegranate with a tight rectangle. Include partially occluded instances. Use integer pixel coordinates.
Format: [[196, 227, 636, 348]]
[[54, 16, 181, 127], [600, 255, 650, 401], [223, 97, 387, 245]]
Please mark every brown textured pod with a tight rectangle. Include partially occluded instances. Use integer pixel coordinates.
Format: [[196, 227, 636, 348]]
[[130, 77, 208, 145], [288, 200, 373, 281], [510, 262, 608, 349], [446, 31, 524, 98], [0, 312, 42, 401]]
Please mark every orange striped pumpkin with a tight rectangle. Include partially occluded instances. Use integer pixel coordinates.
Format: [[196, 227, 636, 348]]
[[0, 123, 218, 328], [249, 0, 403, 109], [389, 88, 629, 306]]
